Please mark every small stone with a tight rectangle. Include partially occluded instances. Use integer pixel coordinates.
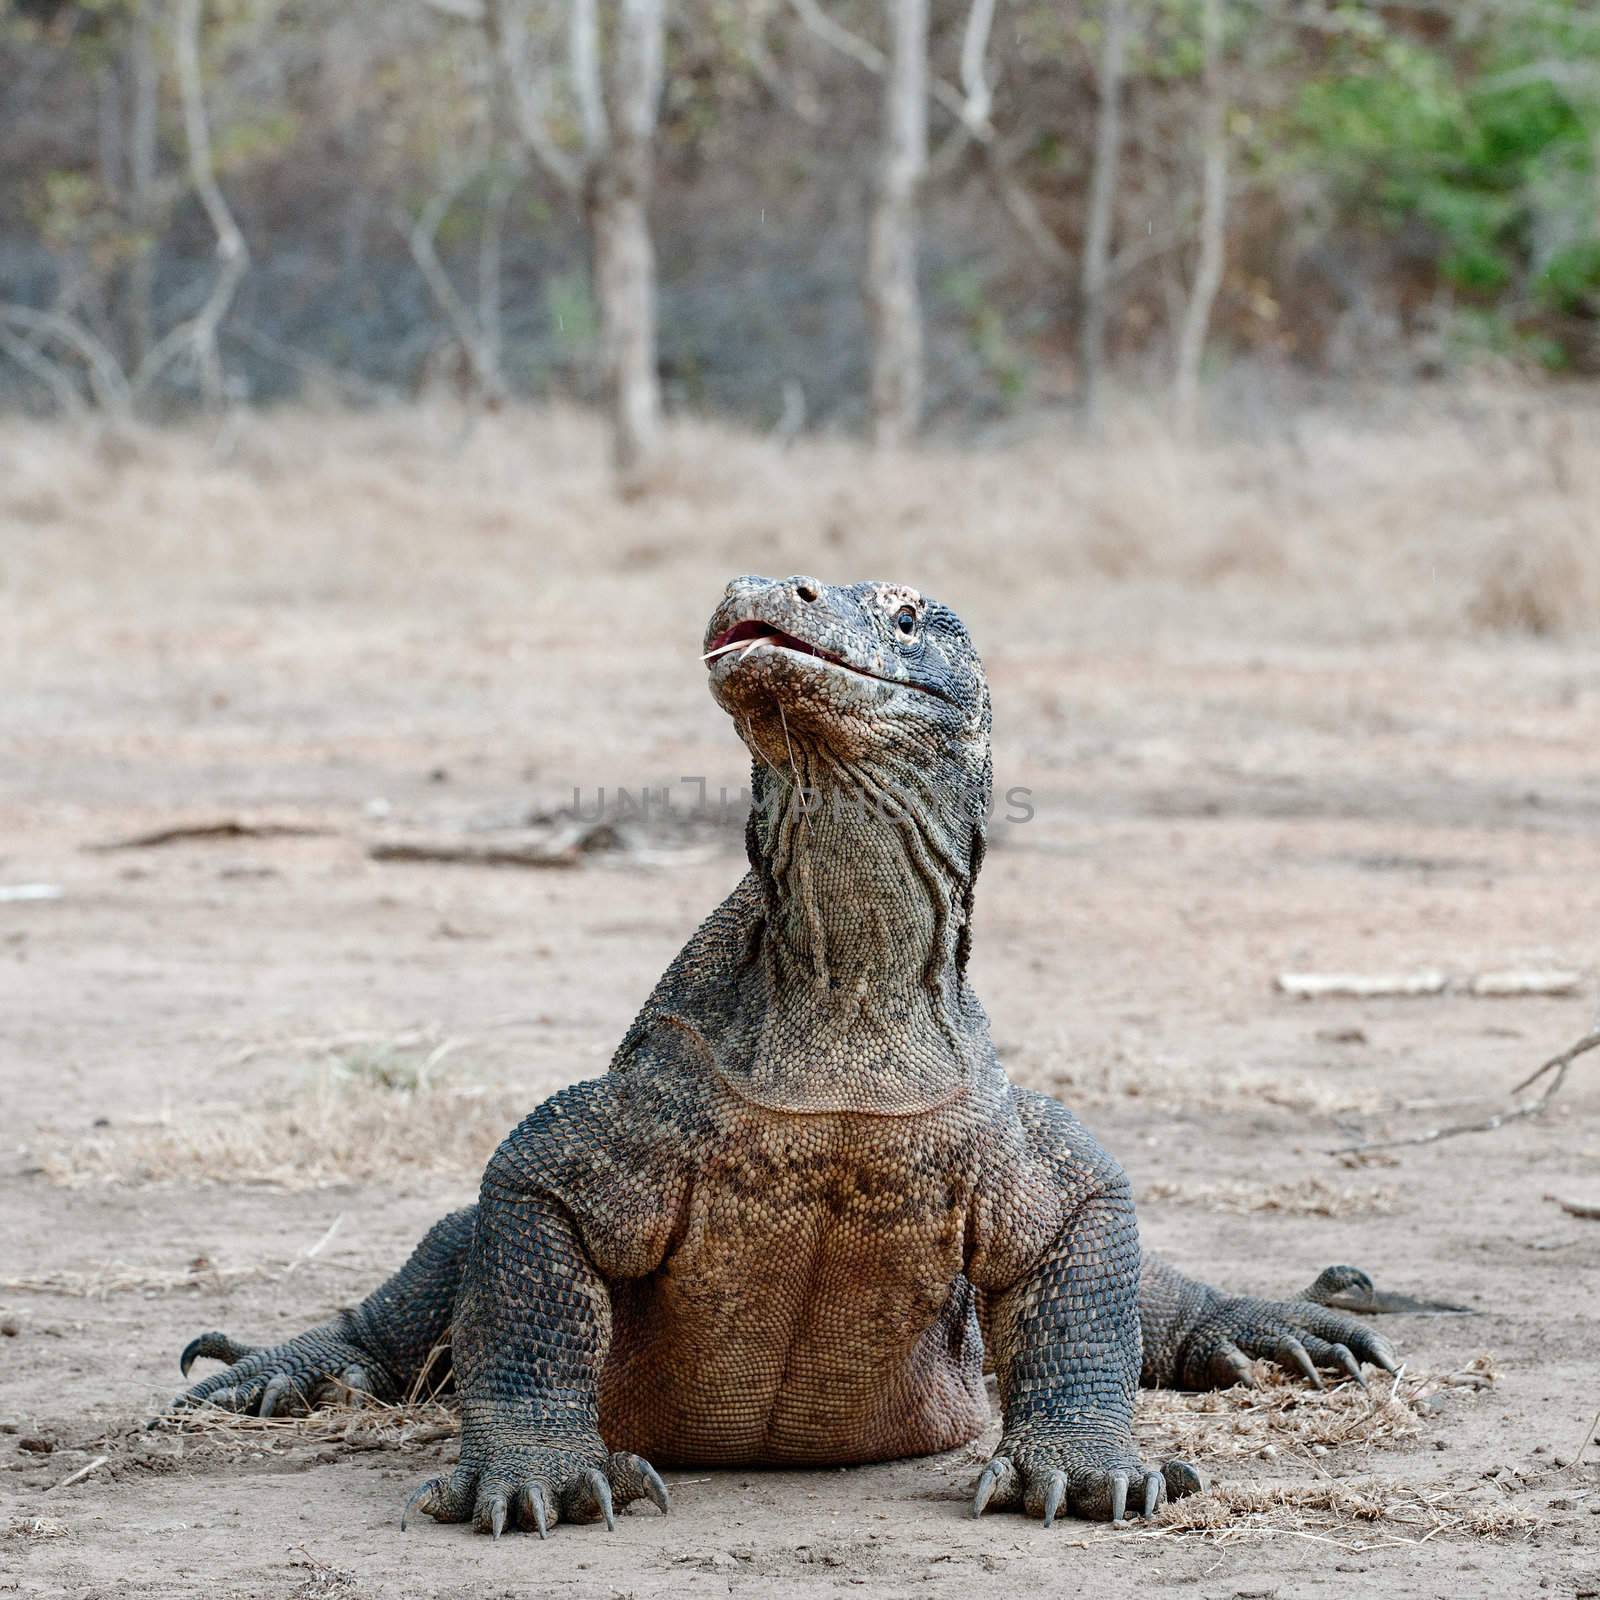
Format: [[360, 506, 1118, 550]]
[[18, 1438, 53, 1454]]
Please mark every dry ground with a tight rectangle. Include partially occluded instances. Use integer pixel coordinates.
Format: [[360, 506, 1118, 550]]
[[2, 395, 1599, 1599]]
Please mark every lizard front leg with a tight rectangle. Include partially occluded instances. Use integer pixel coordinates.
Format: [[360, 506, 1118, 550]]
[[970, 1089, 1201, 1524], [164, 1206, 475, 1420], [1138, 1253, 1399, 1391], [404, 1078, 682, 1538]]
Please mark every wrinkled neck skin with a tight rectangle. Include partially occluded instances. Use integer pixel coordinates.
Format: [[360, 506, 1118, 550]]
[[727, 726, 990, 1115]]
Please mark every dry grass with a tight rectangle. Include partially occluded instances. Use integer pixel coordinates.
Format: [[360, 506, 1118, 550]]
[[4, 385, 1599, 651], [37, 1030, 522, 1191], [139, 1360, 1525, 1554], [148, 1394, 460, 1460], [1135, 1357, 1497, 1468], [1139, 1177, 1399, 1217], [4, 1517, 73, 1543], [1120, 1357, 1537, 1550], [1140, 1477, 1542, 1549]]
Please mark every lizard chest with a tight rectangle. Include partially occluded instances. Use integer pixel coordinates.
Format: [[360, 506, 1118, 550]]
[[597, 1105, 989, 1465]]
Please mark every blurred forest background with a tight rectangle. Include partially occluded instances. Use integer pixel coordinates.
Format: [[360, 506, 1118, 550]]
[[3, 0, 1599, 478]]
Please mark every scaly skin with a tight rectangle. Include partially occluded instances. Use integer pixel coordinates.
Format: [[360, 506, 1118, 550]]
[[164, 575, 1399, 1535]]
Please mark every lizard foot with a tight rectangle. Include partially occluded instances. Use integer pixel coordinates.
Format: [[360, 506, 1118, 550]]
[[154, 1322, 394, 1424], [970, 1424, 1203, 1525], [403, 1442, 669, 1538], [1180, 1281, 1401, 1392]]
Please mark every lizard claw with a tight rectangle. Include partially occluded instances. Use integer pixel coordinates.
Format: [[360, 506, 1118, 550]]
[[1042, 1471, 1068, 1528], [1180, 1277, 1403, 1391], [1209, 1340, 1257, 1389], [1330, 1342, 1367, 1390], [973, 1429, 1166, 1524], [971, 1455, 1018, 1518], [608, 1450, 670, 1516], [411, 1437, 667, 1536], [518, 1483, 550, 1539], [258, 1374, 305, 1419], [1142, 1470, 1163, 1517], [1107, 1470, 1128, 1524], [1276, 1336, 1324, 1390], [179, 1331, 259, 1379], [401, 1476, 444, 1532], [582, 1468, 616, 1531], [161, 1322, 391, 1428]]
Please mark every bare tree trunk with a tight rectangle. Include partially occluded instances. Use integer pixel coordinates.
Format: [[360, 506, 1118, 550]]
[[867, 0, 928, 448], [590, 0, 664, 486], [149, 0, 247, 413], [1173, 0, 1227, 440], [126, 0, 160, 371], [1077, 0, 1129, 433], [397, 160, 507, 404], [477, 153, 518, 402]]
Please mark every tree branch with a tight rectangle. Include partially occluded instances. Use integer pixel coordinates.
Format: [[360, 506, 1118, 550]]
[[136, 0, 249, 409], [0, 304, 131, 413], [482, 0, 584, 195], [0, 323, 86, 415], [1173, 0, 1228, 439], [393, 161, 506, 402], [1331, 1027, 1600, 1157], [570, 0, 608, 162]]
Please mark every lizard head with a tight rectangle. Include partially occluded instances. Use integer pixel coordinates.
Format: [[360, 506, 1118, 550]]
[[703, 573, 990, 787], [706, 573, 993, 991]]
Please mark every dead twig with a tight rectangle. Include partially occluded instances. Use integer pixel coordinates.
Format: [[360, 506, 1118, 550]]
[[51, 1455, 108, 1491], [1570, 1409, 1600, 1468], [1331, 1026, 1600, 1156], [86, 819, 330, 852], [368, 838, 582, 869]]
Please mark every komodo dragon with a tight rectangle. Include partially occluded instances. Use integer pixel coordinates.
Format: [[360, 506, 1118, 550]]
[[164, 574, 1399, 1536]]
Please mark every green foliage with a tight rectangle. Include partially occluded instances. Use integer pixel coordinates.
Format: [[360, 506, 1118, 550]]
[[1287, 1, 1600, 335], [544, 270, 599, 354], [939, 264, 1031, 407]]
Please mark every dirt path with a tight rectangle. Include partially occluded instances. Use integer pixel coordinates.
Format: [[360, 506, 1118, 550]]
[[3, 411, 1599, 1598]]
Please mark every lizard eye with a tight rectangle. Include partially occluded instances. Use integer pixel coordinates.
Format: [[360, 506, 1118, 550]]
[[894, 606, 917, 636]]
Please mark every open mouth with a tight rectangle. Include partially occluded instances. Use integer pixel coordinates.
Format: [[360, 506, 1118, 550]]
[[702, 615, 947, 702], [703, 618, 851, 670]]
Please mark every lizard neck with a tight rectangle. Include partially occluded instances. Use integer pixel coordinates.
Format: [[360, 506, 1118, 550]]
[[728, 746, 987, 1113], [754, 759, 972, 994]]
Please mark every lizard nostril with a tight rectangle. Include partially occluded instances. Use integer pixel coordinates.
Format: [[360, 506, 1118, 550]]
[[795, 582, 819, 603]]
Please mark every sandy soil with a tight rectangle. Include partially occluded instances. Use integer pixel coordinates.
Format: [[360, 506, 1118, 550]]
[[2, 405, 1599, 1599]]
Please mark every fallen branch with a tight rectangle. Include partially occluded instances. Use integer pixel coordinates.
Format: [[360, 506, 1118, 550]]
[[369, 836, 585, 869], [86, 819, 330, 852], [1278, 969, 1583, 1000], [0, 883, 62, 903], [1278, 971, 1447, 999], [51, 1456, 108, 1492], [1331, 1026, 1600, 1155]]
